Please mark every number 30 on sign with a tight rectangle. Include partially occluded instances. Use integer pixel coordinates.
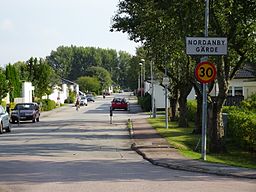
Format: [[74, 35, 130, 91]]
[[195, 61, 216, 84]]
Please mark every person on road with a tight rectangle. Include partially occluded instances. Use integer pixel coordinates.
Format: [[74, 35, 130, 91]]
[[75, 97, 80, 111]]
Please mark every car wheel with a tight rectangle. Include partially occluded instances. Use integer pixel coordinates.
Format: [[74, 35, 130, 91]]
[[36, 117, 40, 122], [125, 108, 128, 111], [5, 125, 11, 133], [0, 123, 3, 134], [11, 118, 15, 124]]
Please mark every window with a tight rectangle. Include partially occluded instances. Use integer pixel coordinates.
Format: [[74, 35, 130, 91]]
[[234, 87, 243, 96]]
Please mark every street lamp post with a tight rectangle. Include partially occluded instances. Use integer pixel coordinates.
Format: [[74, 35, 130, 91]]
[[139, 62, 143, 97], [162, 74, 169, 129], [150, 61, 156, 118]]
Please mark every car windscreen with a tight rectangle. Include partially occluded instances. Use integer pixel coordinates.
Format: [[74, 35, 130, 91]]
[[113, 98, 123, 103], [14, 104, 34, 110]]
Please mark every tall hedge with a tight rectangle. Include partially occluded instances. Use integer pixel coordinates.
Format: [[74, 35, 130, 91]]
[[228, 110, 256, 151]]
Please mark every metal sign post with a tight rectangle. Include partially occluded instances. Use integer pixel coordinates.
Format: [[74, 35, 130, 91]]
[[162, 76, 169, 129], [195, 60, 216, 160], [201, 0, 209, 161], [186, 0, 227, 161]]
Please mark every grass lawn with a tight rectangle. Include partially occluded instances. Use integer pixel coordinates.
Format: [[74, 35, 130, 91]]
[[148, 116, 256, 169]]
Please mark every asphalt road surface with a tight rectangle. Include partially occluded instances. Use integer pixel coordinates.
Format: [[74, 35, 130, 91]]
[[0, 93, 255, 192]]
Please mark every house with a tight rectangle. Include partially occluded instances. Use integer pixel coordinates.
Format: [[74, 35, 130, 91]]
[[144, 80, 170, 109], [42, 84, 69, 104], [208, 63, 256, 100], [13, 82, 34, 104], [227, 64, 256, 99], [42, 78, 80, 104], [144, 63, 255, 107]]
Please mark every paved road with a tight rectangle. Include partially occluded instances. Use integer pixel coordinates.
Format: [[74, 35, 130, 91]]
[[0, 94, 255, 192]]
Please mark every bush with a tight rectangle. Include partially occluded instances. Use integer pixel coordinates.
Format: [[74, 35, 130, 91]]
[[187, 100, 197, 122], [138, 93, 151, 112], [64, 96, 75, 104], [39, 99, 56, 111], [228, 109, 256, 151], [240, 93, 256, 112], [64, 90, 76, 104]]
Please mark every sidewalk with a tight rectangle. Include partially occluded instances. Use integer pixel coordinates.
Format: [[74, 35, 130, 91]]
[[130, 118, 256, 179]]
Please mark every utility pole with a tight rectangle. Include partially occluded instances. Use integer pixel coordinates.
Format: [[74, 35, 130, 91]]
[[201, 0, 209, 161], [150, 60, 156, 118]]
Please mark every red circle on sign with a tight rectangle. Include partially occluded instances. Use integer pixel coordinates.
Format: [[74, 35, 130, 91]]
[[195, 61, 216, 83]]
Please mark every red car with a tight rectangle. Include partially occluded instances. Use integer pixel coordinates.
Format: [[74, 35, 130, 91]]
[[111, 98, 128, 111]]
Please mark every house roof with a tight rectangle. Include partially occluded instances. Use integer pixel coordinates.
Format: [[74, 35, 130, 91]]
[[235, 63, 256, 79], [61, 78, 78, 85]]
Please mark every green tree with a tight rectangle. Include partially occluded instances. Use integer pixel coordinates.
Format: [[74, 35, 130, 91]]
[[33, 58, 60, 98], [13, 61, 30, 81], [111, 0, 197, 127], [46, 46, 131, 88], [76, 76, 100, 93], [206, 0, 256, 152], [0, 68, 8, 104], [117, 51, 133, 88], [111, 0, 256, 152], [46, 46, 74, 78], [5, 64, 22, 102], [85, 66, 112, 92]]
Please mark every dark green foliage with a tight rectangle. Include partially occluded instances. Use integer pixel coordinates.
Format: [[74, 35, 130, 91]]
[[5, 64, 22, 101], [76, 76, 100, 94], [227, 109, 256, 152], [240, 94, 256, 112], [138, 93, 151, 112], [187, 100, 197, 122], [24, 57, 60, 98], [85, 66, 112, 91], [46, 46, 132, 89], [64, 90, 76, 104], [0, 69, 8, 104], [223, 94, 256, 152], [39, 99, 56, 111]]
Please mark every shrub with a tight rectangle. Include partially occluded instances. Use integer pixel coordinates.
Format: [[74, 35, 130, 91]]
[[138, 93, 151, 112], [228, 109, 256, 151], [187, 100, 197, 122], [240, 93, 256, 112], [39, 99, 56, 111], [64, 96, 75, 104]]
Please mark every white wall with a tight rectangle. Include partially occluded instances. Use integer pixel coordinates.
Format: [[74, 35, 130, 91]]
[[22, 82, 34, 103], [42, 84, 69, 104], [145, 81, 170, 109]]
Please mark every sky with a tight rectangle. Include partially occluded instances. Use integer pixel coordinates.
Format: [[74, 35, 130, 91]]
[[0, 0, 139, 66]]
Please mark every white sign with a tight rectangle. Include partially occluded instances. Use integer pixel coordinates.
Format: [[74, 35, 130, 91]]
[[186, 37, 227, 55]]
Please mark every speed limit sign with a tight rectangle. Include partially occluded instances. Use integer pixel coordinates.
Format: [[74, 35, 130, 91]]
[[195, 61, 216, 83]]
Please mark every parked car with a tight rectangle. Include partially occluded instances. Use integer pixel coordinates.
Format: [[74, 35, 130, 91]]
[[0, 105, 11, 133], [86, 95, 95, 102], [80, 96, 88, 106], [11, 103, 40, 123], [111, 97, 129, 111]]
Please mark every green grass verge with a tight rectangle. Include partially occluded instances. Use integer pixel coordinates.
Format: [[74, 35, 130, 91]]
[[148, 116, 256, 169]]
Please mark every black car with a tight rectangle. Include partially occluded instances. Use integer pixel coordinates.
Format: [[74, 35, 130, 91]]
[[11, 103, 40, 123]]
